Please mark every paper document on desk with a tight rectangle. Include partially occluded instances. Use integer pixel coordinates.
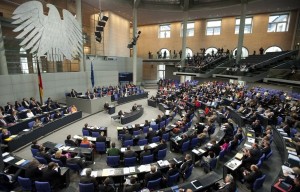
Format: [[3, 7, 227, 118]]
[[80, 168, 87, 176], [192, 149, 200, 154], [247, 138, 255, 143], [3, 156, 14, 162], [199, 148, 206, 153], [123, 167, 130, 174], [282, 165, 295, 179], [73, 135, 82, 140], [288, 150, 297, 155], [63, 146, 70, 150], [244, 144, 252, 149], [15, 159, 26, 165], [288, 154, 300, 161], [286, 147, 296, 152], [102, 169, 115, 177], [91, 171, 97, 177], [2, 152, 9, 157], [23, 129, 30, 132], [235, 152, 243, 160], [117, 127, 123, 130], [129, 167, 135, 173], [121, 148, 126, 152], [149, 143, 158, 148]]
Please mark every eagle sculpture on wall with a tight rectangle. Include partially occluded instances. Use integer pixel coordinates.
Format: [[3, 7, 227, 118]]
[[12, 1, 82, 61]]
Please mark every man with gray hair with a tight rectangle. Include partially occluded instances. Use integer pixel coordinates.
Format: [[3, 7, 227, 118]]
[[80, 168, 99, 191], [144, 165, 162, 185], [217, 174, 236, 192]]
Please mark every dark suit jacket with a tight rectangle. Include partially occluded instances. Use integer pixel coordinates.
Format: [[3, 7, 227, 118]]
[[145, 170, 162, 184], [65, 139, 77, 147], [123, 133, 132, 141], [180, 160, 193, 174], [140, 150, 151, 159], [166, 168, 179, 178], [42, 167, 62, 188], [217, 181, 236, 192], [25, 165, 43, 181], [22, 100, 30, 108], [146, 131, 157, 142], [80, 176, 99, 191], [210, 144, 221, 156], [124, 183, 141, 192], [124, 150, 137, 158], [244, 170, 262, 185], [96, 136, 106, 143], [98, 185, 115, 192], [153, 143, 167, 154]]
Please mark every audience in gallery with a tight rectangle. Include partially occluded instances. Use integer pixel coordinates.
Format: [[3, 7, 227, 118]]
[[70, 105, 78, 113], [32, 117, 43, 128]]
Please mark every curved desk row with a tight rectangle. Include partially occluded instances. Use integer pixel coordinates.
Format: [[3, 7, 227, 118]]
[[117, 92, 148, 104], [7, 111, 82, 152], [121, 107, 144, 125], [5, 107, 67, 135]]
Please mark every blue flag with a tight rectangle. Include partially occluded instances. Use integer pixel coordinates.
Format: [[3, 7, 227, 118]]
[[91, 62, 95, 88]]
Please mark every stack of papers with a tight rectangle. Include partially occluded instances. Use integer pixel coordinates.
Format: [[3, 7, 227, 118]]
[[129, 167, 135, 173], [121, 148, 126, 152], [81, 168, 98, 177], [138, 165, 151, 172], [235, 152, 243, 160], [15, 159, 26, 165], [149, 143, 158, 148], [73, 135, 83, 139], [117, 127, 123, 130], [247, 138, 255, 143], [157, 160, 169, 167], [123, 167, 130, 174], [2, 152, 9, 157], [55, 144, 64, 148], [192, 149, 200, 154], [282, 165, 295, 179]]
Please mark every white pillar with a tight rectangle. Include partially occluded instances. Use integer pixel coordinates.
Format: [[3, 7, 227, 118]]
[[76, 0, 85, 72], [236, 0, 247, 64], [181, 12, 188, 66], [132, 6, 138, 85], [0, 22, 8, 75]]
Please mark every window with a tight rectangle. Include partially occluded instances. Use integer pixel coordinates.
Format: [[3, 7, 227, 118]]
[[235, 17, 253, 34], [160, 48, 170, 59], [268, 14, 289, 32], [185, 48, 193, 58], [206, 20, 221, 35], [205, 47, 218, 56], [233, 47, 249, 58], [20, 48, 29, 74], [159, 24, 171, 38], [265, 46, 282, 53], [158, 65, 165, 80], [181, 22, 195, 37]]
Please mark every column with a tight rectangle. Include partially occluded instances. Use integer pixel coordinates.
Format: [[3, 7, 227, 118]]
[[180, 12, 188, 83], [236, 0, 247, 64], [132, 4, 138, 85], [0, 21, 8, 75], [76, 0, 85, 72]]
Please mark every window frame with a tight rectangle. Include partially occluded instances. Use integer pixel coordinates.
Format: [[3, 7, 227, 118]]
[[180, 22, 195, 37], [206, 19, 222, 36], [235, 17, 253, 34], [267, 13, 290, 32], [158, 24, 171, 38]]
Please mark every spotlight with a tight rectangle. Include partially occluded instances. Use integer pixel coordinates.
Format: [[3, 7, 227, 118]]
[[96, 26, 104, 32], [96, 37, 102, 43], [102, 16, 109, 22], [98, 21, 106, 27], [127, 43, 133, 49]]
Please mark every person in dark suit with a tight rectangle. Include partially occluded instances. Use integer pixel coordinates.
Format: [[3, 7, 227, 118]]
[[96, 131, 106, 142], [132, 103, 138, 111], [22, 98, 30, 108], [70, 89, 78, 97], [7, 111, 18, 124], [163, 161, 179, 181], [140, 145, 151, 161], [80, 168, 99, 192], [25, 159, 43, 182], [124, 177, 141, 192], [180, 154, 193, 176], [241, 149, 259, 170], [124, 146, 138, 158], [36, 148, 52, 163], [123, 130, 132, 142], [261, 141, 271, 156], [43, 113, 53, 124], [104, 102, 110, 112], [99, 177, 115, 192], [144, 165, 162, 185], [153, 139, 167, 155], [0, 115, 8, 127], [217, 174, 236, 192], [65, 135, 78, 147], [54, 110, 62, 119], [31, 140, 44, 152], [4, 102, 13, 114], [15, 101, 22, 109], [42, 162, 64, 190], [146, 128, 157, 143], [242, 165, 262, 189], [118, 110, 124, 116], [172, 134, 189, 152], [252, 120, 262, 137], [209, 139, 221, 157]]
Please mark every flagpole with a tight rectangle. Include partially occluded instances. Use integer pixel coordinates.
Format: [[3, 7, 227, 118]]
[[36, 56, 43, 104]]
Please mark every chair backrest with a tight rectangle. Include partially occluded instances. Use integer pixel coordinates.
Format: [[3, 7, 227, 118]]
[[291, 128, 298, 138], [157, 148, 167, 160], [143, 126, 150, 133], [219, 149, 226, 161], [151, 124, 159, 131], [35, 181, 51, 192], [107, 156, 120, 167], [190, 138, 199, 148], [151, 136, 160, 143], [91, 132, 100, 137], [181, 141, 190, 153], [162, 132, 170, 141], [124, 157, 136, 167], [31, 148, 39, 157], [184, 165, 194, 179], [34, 156, 48, 164], [265, 150, 273, 160], [142, 154, 154, 164], [147, 177, 162, 190], [159, 121, 165, 129], [277, 116, 283, 125], [28, 121, 35, 128], [259, 153, 265, 163], [256, 159, 262, 168], [80, 143, 90, 148], [51, 158, 64, 166], [167, 172, 179, 187], [133, 130, 140, 136], [95, 142, 106, 153], [79, 183, 94, 192], [138, 139, 148, 146], [253, 174, 266, 190], [209, 158, 218, 170], [18, 176, 32, 191], [124, 140, 133, 147], [82, 130, 90, 136], [67, 162, 82, 172], [166, 118, 171, 125]]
